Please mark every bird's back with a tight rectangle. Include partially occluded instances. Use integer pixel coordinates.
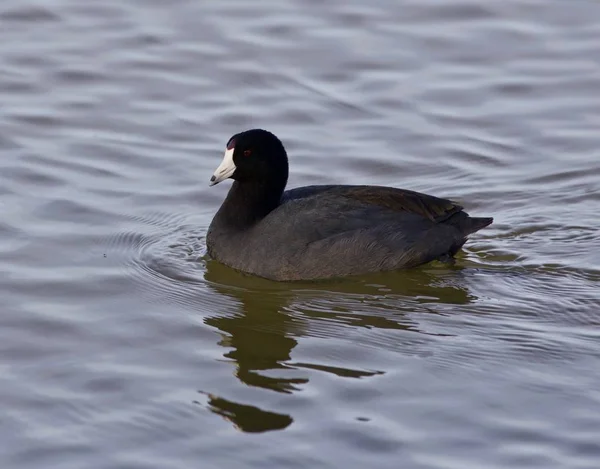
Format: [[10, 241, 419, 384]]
[[222, 184, 492, 281]]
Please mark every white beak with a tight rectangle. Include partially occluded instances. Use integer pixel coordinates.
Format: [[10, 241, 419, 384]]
[[209, 148, 236, 186]]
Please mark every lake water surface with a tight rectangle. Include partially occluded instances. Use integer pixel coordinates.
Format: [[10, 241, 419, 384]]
[[1, 1, 600, 468]]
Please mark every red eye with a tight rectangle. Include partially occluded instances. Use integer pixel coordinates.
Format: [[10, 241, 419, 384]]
[[243, 149, 252, 157]]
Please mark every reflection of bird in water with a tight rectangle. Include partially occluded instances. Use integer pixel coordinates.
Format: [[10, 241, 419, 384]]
[[205, 285, 306, 394], [195, 391, 293, 433], [199, 258, 476, 432]]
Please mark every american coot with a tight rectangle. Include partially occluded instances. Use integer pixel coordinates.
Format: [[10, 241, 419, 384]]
[[207, 129, 493, 281]]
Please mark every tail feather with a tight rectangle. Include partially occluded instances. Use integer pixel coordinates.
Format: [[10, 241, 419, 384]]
[[444, 212, 493, 236], [462, 216, 494, 235]]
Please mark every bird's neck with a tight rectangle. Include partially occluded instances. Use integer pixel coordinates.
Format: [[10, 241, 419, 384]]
[[212, 179, 286, 230]]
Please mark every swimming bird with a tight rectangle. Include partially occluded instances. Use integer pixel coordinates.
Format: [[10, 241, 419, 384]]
[[206, 129, 493, 281]]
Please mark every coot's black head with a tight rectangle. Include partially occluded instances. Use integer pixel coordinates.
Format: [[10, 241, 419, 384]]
[[209, 129, 289, 188]]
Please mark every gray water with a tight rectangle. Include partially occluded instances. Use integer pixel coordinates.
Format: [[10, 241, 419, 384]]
[[1, 1, 600, 468]]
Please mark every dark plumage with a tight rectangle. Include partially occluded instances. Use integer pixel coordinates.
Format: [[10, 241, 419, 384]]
[[206, 129, 493, 281]]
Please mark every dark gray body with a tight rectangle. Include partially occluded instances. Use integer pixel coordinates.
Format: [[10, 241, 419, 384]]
[[207, 184, 493, 281]]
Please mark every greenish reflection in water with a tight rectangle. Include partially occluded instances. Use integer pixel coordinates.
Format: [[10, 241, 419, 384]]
[[201, 259, 477, 432], [198, 392, 293, 433]]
